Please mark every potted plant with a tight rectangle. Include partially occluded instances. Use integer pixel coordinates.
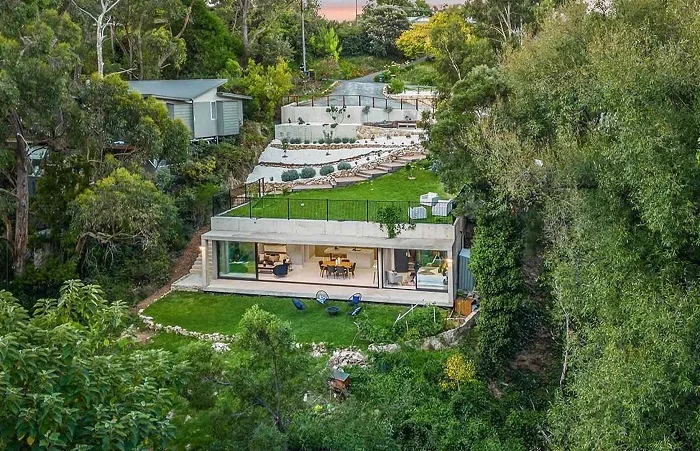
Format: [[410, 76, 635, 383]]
[[405, 162, 415, 180]]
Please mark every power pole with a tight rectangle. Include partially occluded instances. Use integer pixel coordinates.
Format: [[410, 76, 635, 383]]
[[300, 0, 307, 74]]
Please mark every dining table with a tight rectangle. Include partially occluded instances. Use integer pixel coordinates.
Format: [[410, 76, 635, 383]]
[[321, 260, 352, 269]]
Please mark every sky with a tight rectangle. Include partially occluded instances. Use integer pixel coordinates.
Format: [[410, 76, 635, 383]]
[[318, 0, 464, 21]]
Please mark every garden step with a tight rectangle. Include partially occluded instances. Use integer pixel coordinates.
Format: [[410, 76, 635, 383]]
[[396, 153, 426, 163], [358, 168, 388, 179], [376, 162, 405, 172], [292, 183, 334, 191], [333, 175, 371, 187]]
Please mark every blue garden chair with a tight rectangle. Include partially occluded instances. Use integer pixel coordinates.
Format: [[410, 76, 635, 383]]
[[315, 290, 329, 306], [292, 298, 306, 312], [348, 293, 361, 307], [348, 306, 362, 317]]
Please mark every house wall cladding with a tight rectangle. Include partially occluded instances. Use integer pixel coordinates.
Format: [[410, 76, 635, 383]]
[[172, 104, 194, 135], [218, 100, 241, 136], [193, 102, 217, 138]]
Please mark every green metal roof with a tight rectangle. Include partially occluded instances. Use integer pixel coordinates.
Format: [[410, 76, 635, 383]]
[[128, 79, 228, 100]]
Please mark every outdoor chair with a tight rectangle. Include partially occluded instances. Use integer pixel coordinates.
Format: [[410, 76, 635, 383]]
[[318, 260, 324, 276], [315, 290, 329, 305], [336, 267, 349, 279], [408, 206, 427, 220], [273, 263, 289, 277], [432, 199, 453, 217], [348, 293, 361, 307], [420, 192, 439, 206], [349, 262, 356, 278], [341, 258, 350, 263], [348, 306, 362, 317], [292, 298, 306, 312], [325, 266, 336, 278]]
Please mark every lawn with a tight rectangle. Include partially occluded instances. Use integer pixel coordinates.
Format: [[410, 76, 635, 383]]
[[225, 167, 453, 223], [143, 291, 409, 347]]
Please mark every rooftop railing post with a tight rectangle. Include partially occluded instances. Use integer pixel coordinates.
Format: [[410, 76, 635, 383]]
[[358, 95, 361, 106], [311, 96, 314, 107], [248, 196, 252, 218], [416, 99, 418, 110], [228, 189, 232, 211], [373, 97, 375, 108], [385, 98, 388, 109], [400, 98, 403, 110], [326, 95, 330, 106], [326, 199, 329, 221], [287, 198, 290, 219], [342, 96, 346, 108]]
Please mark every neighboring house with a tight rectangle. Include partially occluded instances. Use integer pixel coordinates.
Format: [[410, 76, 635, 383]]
[[183, 179, 469, 308], [128, 79, 252, 140]]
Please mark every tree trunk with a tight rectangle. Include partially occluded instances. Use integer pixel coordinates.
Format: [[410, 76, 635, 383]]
[[96, 14, 105, 77], [11, 115, 28, 276]]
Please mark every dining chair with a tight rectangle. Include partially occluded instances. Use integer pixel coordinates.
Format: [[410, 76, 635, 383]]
[[336, 267, 348, 279], [349, 262, 356, 278], [325, 266, 336, 278], [318, 260, 324, 277]]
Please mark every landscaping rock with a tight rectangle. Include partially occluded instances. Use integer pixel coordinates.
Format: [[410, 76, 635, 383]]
[[368, 343, 401, 353], [328, 348, 367, 368]]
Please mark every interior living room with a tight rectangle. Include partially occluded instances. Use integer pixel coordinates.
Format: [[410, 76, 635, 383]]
[[254, 243, 379, 288], [382, 248, 449, 292]]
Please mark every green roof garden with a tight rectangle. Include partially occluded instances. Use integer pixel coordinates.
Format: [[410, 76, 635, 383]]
[[219, 167, 454, 224]]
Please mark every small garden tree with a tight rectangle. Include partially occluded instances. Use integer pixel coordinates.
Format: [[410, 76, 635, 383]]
[[0, 280, 186, 449]]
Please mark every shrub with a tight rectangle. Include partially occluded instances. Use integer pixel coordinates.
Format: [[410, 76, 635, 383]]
[[300, 166, 316, 178], [281, 138, 289, 145], [349, 137, 357, 143], [320, 165, 335, 176], [281, 169, 300, 181], [341, 137, 349, 143], [290, 137, 302, 144], [357, 306, 444, 343], [304, 139, 310, 144], [338, 161, 352, 170], [317, 138, 325, 144], [388, 78, 405, 94], [333, 137, 342, 144]]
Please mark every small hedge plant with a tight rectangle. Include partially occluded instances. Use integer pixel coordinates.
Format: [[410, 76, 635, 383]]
[[300, 166, 316, 178], [290, 137, 302, 144], [281, 169, 300, 182], [320, 165, 335, 176], [337, 161, 352, 170], [333, 137, 342, 144], [341, 137, 350, 143], [317, 138, 325, 144]]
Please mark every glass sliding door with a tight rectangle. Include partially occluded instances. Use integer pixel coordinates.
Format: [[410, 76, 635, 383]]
[[382, 248, 448, 291], [415, 250, 448, 291], [217, 241, 257, 279]]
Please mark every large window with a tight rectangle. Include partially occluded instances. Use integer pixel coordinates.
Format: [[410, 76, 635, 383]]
[[382, 249, 448, 292], [217, 241, 256, 279]]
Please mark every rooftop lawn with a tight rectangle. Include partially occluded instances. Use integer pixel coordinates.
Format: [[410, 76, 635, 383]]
[[144, 291, 409, 347], [224, 168, 453, 223]]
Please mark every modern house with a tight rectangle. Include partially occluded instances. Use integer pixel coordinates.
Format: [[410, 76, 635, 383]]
[[128, 79, 251, 140], [179, 174, 472, 307]]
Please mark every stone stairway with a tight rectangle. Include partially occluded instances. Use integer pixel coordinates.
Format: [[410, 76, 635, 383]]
[[188, 242, 214, 277]]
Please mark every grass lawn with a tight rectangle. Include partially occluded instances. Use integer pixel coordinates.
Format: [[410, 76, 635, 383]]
[[144, 291, 409, 347], [225, 168, 452, 223]]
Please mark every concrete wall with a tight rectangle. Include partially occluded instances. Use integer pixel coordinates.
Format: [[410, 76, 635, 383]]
[[281, 105, 424, 125], [275, 123, 359, 141], [209, 216, 458, 252]]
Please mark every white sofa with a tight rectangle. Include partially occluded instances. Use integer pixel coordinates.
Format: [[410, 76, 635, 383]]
[[385, 271, 403, 285], [432, 199, 453, 217], [408, 206, 427, 220]]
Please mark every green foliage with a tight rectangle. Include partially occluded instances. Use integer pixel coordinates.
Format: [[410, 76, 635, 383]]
[[388, 77, 406, 94], [8, 259, 78, 311], [470, 208, 535, 374], [309, 27, 342, 61], [359, 4, 410, 57], [338, 161, 351, 170], [377, 204, 413, 238], [174, 0, 241, 78], [281, 169, 300, 181], [0, 281, 186, 449], [320, 164, 335, 176], [300, 166, 316, 178], [70, 168, 180, 303], [236, 59, 293, 122], [357, 306, 444, 343]]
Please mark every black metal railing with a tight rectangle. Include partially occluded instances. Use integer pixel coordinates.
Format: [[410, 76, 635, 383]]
[[214, 196, 454, 225]]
